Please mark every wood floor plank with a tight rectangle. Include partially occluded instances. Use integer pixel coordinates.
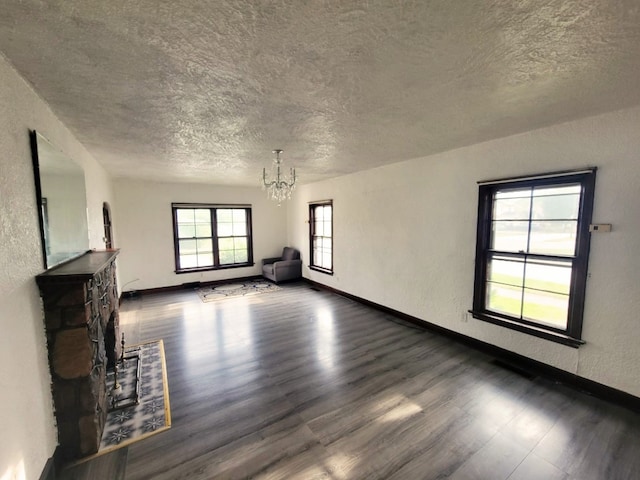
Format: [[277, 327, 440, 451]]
[[448, 431, 530, 480], [57, 282, 640, 479], [507, 453, 569, 480], [58, 446, 128, 480]]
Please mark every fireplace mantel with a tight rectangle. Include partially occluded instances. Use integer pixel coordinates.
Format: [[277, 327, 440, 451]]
[[36, 250, 121, 460], [36, 250, 119, 283]]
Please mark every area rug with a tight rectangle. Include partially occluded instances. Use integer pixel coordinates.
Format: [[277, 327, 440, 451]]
[[79, 339, 171, 461], [197, 280, 281, 302]]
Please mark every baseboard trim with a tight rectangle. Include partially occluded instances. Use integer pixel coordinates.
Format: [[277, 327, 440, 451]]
[[39, 455, 55, 480], [120, 275, 263, 299], [304, 278, 640, 413]]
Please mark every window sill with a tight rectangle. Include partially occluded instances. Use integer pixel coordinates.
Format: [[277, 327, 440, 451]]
[[309, 266, 333, 276], [176, 263, 254, 274], [469, 310, 585, 348]]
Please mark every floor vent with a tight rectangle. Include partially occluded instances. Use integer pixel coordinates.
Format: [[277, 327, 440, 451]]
[[491, 359, 537, 380]]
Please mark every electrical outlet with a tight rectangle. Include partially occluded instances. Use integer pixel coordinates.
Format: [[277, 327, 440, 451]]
[[461, 312, 468, 323]]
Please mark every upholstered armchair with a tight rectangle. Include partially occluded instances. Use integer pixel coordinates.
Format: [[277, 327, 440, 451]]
[[262, 247, 302, 283]]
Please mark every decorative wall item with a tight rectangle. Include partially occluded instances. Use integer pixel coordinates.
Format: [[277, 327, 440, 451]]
[[30, 130, 90, 269]]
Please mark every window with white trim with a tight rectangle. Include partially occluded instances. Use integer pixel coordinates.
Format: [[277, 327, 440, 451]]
[[471, 169, 596, 347]]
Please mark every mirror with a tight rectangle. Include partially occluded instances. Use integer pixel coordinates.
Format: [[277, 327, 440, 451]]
[[30, 130, 90, 269]]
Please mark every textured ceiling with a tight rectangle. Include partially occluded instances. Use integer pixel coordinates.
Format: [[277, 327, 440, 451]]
[[1, 1, 640, 186]]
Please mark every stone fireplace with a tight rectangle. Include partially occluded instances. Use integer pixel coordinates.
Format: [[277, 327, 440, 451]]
[[36, 250, 121, 460]]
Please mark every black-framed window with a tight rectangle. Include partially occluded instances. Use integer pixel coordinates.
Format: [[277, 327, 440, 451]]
[[471, 169, 596, 347], [172, 203, 253, 273], [309, 201, 333, 274]]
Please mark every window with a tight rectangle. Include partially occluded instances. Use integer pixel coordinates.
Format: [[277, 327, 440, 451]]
[[471, 169, 596, 347], [172, 204, 253, 273], [309, 201, 333, 274]]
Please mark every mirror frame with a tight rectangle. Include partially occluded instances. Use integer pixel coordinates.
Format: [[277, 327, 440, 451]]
[[30, 130, 90, 270]]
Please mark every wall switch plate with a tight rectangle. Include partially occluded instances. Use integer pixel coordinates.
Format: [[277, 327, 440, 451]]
[[589, 224, 612, 233]]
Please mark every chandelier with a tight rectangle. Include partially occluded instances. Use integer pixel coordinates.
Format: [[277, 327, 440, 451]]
[[262, 149, 297, 206]]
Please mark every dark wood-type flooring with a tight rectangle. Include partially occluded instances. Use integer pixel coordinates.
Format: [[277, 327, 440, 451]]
[[59, 282, 640, 479]]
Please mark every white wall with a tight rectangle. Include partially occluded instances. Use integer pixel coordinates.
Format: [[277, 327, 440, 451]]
[[291, 105, 640, 398], [114, 179, 288, 291], [0, 55, 115, 479]]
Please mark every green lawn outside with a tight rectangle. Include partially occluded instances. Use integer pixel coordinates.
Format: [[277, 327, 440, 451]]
[[487, 282, 568, 329], [489, 272, 569, 295]]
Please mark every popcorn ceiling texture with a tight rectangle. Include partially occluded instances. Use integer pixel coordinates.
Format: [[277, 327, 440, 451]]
[[0, 1, 640, 185]]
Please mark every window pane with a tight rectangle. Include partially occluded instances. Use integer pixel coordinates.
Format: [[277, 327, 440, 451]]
[[196, 238, 212, 254], [195, 223, 211, 237], [232, 222, 247, 236], [177, 209, 212, 238], [197, 253, 213, 267], [491, 221, 529, 252], [178, 224, 195, 238], [532, 194, 580, 220], [179, 239, 197, 255], [217, 209, 232, 223], [522, 289, 569, 329], [495, 188, 532, 200], [232, 209, 246, 223], [219, 249, 234, 264], [233, 237, 247, 250], [323, 220, 332, 237], [313, 237, 322, 265], [180, 254, 198, 269], [524, 259, 571, 295], [217, 222, 233, 236], [176, 209, 195, 223], [529, 221, 577, 255], [487, 256, 524, 287], [315, 219, 324, 236], [322, 251, 332, 269], [486, 282, 522, 318], [194, 209, 210, 223], [234, 249, 248, 263], [219, 237, 234, 250], [533, 184, 581, 197], [323, 205, 332, 222], [493, 197, 531, 220]]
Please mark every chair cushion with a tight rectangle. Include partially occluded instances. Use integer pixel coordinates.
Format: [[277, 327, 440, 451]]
[[282, 247, 299, 261]]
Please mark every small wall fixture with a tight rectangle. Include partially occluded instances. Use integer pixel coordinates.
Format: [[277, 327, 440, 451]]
[[262, 149, 296, 206]]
